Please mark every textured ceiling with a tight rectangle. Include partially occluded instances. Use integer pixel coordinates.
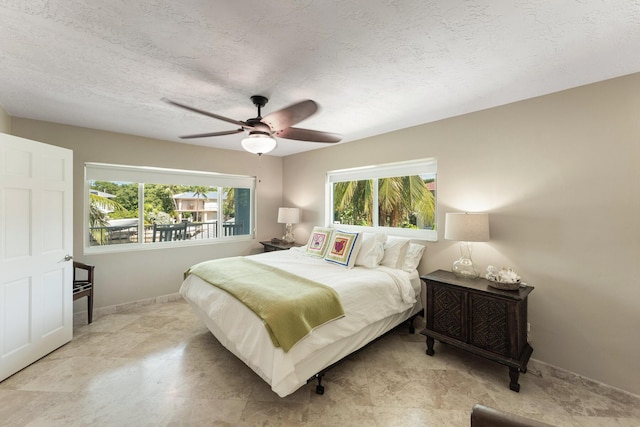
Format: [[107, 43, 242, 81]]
[[1, 1, 640, 156]]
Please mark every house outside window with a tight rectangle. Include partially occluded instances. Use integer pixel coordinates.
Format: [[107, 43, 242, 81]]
[[85, 163, 255, 253], [173, 191, 221, 223], [326, 158, 437, 241]]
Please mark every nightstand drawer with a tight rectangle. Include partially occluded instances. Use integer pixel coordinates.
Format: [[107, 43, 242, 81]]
[[431, 286, 465, 341], [469, 293, 509, 356]]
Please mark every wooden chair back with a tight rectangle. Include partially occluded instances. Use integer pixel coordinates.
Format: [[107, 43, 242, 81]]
[[152, 222, 188, 242]]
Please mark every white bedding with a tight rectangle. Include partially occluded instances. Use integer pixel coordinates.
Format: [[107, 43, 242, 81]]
[[179, 247, 423, 397]]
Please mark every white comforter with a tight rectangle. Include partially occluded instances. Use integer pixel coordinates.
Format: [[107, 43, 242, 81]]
[[180, 247, 421, 396]]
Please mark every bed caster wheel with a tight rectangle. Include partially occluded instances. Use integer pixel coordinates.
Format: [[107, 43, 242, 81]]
[[316, 384, 325, 395]]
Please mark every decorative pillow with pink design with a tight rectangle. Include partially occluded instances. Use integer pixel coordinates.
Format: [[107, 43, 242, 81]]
[[304, 227, 334, 257], [324, 230, 363, 268]]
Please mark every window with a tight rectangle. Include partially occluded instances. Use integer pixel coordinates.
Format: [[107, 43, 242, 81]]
[[85, 163, 255, 253], [326, 159, 437, 240]]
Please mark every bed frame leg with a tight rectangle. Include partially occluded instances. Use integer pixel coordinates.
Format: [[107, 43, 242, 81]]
[[408, 310, 423, 334], [307, 310, 426, 396], [315, 373, 325, 395]]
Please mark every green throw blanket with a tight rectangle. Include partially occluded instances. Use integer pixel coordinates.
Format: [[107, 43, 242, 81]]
[[186, 257, 345, 352]]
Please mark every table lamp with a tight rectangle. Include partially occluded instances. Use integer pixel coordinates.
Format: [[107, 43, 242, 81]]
[[444, 212, 490, 279], [277, 207, 300, 243]]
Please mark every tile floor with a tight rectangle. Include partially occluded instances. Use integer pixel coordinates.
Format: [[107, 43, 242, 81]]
[[1, 298, 639, 426]]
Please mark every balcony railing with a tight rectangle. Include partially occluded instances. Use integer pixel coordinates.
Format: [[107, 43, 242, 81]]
[[89, 221, 245, 246]]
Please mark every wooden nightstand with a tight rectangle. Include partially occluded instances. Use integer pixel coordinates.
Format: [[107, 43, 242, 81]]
[[259, 240, 302, 252], [420, 269, 534, 392]]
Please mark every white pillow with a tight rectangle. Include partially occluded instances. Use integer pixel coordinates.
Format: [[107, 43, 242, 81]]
[[380, 236, 411, 269], [401, 243, 425, 272], [355, 233, 387, 268]]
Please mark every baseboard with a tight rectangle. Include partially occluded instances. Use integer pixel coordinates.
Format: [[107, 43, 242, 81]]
[[72, 292, 183, 324], [527, 358, 640, 400]]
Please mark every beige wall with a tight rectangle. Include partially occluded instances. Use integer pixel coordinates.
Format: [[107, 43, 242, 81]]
[[0, 103, 10, 133], [283, 73, 640, 395], [11, 119, 284, 309]]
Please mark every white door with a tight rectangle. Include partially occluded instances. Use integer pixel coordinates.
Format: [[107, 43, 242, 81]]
[[0, 132, 73, 381]]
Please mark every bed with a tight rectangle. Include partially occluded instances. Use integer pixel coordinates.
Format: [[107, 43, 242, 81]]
[[180, 230, 425, 397]]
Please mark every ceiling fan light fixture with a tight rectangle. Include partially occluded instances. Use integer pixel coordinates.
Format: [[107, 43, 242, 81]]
[[241, 133, 277, 155]]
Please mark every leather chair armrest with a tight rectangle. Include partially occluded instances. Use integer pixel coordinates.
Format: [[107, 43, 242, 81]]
[[471, 404, 553, 427]]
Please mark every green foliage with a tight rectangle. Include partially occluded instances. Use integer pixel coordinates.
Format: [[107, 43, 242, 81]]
[[145, 184, 178, 214], [91, 182, 187, 222], [223, 187, 235, 221], [333, 180, 374, 225], [147, 211, 173, 225], [88, 192, 127, 245], [333, 175, 435, 229], [91, 181, 138, 214]]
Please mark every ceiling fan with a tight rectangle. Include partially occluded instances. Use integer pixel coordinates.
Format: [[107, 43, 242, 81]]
[[163, 95, 342, 155]]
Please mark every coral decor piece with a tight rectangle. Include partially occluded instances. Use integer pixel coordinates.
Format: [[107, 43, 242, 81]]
[[485, 266, 521, 290]]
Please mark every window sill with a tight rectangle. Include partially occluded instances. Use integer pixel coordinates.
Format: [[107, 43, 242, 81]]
[[83, 235, 255, 255]]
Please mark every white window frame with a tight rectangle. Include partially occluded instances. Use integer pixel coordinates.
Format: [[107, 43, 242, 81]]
[[84, 163, 256, 254], [325, 158, 437, 241]]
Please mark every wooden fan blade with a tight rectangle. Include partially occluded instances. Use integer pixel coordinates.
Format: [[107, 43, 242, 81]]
[[180, 129, 244, 139], [262, 100, 318, 131], [275, 127, 342, 143], [163, 98, 249, 128]]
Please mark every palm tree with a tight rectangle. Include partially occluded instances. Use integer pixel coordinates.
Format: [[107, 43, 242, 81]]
[[222, 187, 235, 221], [89, 193, 126, 244], [379, 175, 435, 228], [333, 180, 374, 225], [333, 176, 435, 229]]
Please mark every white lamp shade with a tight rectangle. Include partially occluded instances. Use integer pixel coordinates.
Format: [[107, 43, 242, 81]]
[[444, 212, 490, 242], [241, 134, 277, 155], [277, 207, 300, 224]]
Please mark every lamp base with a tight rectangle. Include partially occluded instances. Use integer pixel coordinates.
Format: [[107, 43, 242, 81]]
[[451, 242, 479, 279], [452, 258, 479, 279], [282, 223, 295, 243]]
